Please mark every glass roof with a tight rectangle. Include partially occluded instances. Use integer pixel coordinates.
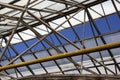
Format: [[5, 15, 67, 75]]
[[0, 0, 119, 45], [0, 0, 120, 79]]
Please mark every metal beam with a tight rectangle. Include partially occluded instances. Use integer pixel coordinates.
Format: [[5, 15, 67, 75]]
[[0, 41, 120, 71], [0, 2, 24, 11], [0, 0, 30, 60]]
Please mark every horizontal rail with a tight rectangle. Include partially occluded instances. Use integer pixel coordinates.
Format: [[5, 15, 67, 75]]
[[0, 41, 120, 71]]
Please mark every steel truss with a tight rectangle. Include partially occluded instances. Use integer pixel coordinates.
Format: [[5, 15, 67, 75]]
[[0, 0, 120, 79]]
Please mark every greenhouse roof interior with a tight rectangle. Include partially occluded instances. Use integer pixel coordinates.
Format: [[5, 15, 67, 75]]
[[0, 0, 120, 79]]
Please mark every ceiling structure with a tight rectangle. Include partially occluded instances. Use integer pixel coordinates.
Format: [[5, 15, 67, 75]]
[[0, 0, 120, 79]]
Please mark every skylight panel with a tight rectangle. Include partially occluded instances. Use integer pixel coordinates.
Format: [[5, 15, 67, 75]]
[[48, 3, 66, 11], [18, 29, 36, 41], [11, 34, 22, 44], [0, 0, 13, 3], [0, 8, 13, 14], [14, 0, 28, 6], [101, 0, 116, 15], [32, 1, 55, 9], [34, 27, 48, 35]]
